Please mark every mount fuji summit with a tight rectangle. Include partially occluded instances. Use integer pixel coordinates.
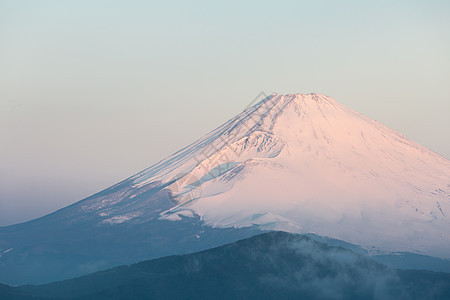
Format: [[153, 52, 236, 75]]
[[1, 93, 449, 285]]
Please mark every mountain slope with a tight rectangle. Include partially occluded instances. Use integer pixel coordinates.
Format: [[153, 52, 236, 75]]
[[0, 93, 449, 285], [5, 232, 450, 300]]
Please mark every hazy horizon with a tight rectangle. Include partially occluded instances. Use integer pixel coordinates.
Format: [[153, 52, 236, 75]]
[[1, 0, 449, 226]]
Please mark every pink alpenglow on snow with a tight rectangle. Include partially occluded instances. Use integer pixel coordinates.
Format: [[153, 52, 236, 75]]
[[131, 93, 450, 258]]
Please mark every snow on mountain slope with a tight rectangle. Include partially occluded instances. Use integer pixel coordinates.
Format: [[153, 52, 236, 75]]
[[128, 93, 450, 258]]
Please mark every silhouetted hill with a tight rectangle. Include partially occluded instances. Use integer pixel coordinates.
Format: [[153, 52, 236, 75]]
[[2, 232, 450, 299]]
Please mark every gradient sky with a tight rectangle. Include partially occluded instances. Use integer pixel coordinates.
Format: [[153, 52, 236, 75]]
[[1, 0, 449, 226]]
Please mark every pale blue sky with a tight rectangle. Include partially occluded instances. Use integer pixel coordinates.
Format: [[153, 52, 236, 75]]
[[1, 0, 449, 225]]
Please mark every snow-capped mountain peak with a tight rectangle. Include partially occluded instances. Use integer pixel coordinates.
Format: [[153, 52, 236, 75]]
[[2, 92, 449, 285], [128, 93, 449, 257]]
